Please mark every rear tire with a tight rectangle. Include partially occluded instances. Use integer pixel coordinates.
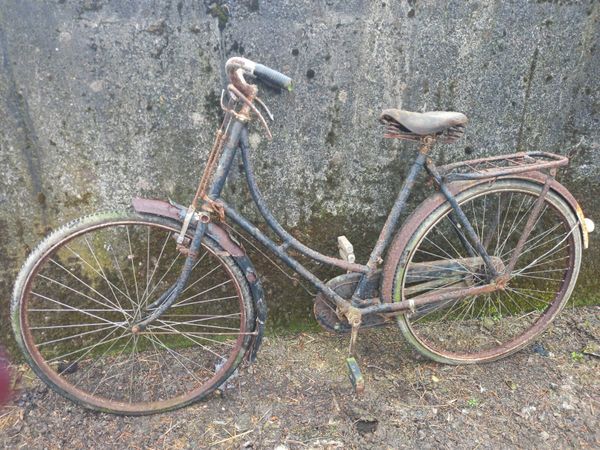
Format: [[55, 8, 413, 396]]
[[385, 179, 582, 364], [11, 211, 255, 415]]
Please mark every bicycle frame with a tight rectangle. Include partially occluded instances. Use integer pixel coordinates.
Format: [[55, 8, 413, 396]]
[[132, 105, 568, 336], [13, 55, 593, 414], [199, 121, 506, 315]]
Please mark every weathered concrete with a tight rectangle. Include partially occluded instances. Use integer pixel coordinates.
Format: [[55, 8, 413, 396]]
[[1, 1, 599, 352]]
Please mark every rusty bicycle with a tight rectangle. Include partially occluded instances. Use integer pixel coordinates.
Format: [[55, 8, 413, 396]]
[[12, 57, 593, 415]]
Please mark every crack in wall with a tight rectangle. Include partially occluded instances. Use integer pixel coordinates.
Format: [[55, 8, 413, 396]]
[[0, 27, 47, 225]]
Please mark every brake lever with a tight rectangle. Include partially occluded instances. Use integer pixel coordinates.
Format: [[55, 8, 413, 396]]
[[254, 96, 274, 121], [227, 84, 272, 140]]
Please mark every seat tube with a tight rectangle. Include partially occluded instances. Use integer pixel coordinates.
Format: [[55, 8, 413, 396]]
[[352, 149, 428, 301]]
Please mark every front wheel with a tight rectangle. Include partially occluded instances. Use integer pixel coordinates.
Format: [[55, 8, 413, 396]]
[[11, 211, 255, 415], [384, 179, 582, 364]]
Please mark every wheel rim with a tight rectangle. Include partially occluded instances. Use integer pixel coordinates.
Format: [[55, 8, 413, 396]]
[[397, 185, 577, 362], [19, 219, 249, 413]]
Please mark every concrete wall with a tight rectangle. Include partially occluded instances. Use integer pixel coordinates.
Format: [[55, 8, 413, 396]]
[[1, 0, 599, 352]]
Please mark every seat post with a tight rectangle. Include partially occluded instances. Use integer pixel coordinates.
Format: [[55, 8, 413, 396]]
[[418, 135, 437, 155]]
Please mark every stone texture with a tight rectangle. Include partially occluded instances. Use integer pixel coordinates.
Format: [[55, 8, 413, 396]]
[[1, 0, 599, 351]]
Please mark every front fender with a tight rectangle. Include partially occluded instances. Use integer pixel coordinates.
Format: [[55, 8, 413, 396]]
[[131, 197, 266, 362]]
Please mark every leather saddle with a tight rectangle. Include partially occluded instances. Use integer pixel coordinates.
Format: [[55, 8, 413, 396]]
[[380, 109, 468, 143]]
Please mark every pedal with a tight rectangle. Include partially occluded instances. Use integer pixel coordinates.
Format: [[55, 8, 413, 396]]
[[337, 236, 355, 263], [346, 357, 365, 395]]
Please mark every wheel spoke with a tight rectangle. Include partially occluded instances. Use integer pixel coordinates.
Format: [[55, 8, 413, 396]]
[[398, 184, 578, 362], [63, 245, 135, 309], [126, 226, 141, 313], [83, 236, 129, 317], [31, 291, 131, 328], [17, 215, 250, 413], [37, 322, 124, 347], [173, 280, 233, 308], [38, 271, 130, 320]]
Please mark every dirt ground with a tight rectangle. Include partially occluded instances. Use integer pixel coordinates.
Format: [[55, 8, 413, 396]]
[[1, 306, 599, 449]]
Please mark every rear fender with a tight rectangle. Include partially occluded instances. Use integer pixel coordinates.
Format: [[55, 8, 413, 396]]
[[508, 172, 589, 249], [131, 198, 266, 362], [444, 173, 588, 249], [381, 172, 589, 302]]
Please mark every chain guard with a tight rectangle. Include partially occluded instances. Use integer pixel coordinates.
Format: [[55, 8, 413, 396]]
[[313, 271, 386, 333]]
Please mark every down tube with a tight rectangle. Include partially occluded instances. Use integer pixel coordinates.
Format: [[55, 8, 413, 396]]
[[220, 202, 347, 302]]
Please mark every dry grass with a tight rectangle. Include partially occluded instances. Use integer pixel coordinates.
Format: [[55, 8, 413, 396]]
[[1, 307, 598, 449]]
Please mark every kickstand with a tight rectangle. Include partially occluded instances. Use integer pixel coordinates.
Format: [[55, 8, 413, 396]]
[[346, 312, 365, 395]]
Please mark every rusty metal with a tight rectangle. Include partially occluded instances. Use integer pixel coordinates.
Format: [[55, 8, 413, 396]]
[[438, 151, 569, 181], [16, 54, 591, 414], [362, 282, 501, 316], [441, 125, 466, 143], [176, 243, 199, 258], [202, 195, 225, 222], [383, 124, 465, 144], [503, 171, 554, 276], [426, 159, 499, 278], [380, 170, 587, 303], [314, 272, 387, 333], [364, 137, 433, 273], [130, 197, 266, 361], [254, 96, 274, 121], [132, 197, 181, 220], [350, 136, 436, 302], [220, 199, 356, 316], [192, 98, 235, 209], [238, 128, 369, 273], [228, 83, 272, 139], [128, 59, 587, 395], [190, 58, 261, 212], [17, 215, 252, 414], [405, 256, 505, 283], [347, 307, 362, 356]]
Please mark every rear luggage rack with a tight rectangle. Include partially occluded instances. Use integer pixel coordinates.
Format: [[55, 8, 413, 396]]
[[438, 151, 569, 181]]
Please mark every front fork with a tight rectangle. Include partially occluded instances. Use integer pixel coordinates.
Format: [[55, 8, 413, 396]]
[[131, 221, 208, 333], [132, 119, 247, 332]]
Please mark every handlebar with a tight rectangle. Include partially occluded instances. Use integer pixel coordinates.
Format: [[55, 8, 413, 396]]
[[253, 64, 293, 91], [225, 57, 293, 92]]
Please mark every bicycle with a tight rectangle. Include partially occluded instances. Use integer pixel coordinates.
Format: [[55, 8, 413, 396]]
[[11, 57, 594, 415]]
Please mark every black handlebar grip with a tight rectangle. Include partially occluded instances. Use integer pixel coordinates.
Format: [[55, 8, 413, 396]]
[[254, 64, 293, 91]]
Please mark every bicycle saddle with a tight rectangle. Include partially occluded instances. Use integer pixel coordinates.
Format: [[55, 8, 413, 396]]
[[380, 109, 468, 143]]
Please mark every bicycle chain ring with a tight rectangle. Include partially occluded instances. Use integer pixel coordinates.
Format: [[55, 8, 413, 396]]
[[313, 272, 386, 333]]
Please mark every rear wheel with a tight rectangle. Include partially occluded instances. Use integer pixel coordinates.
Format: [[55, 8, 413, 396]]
[[387, 180, 582, 364], [11, 211, 255, 414]]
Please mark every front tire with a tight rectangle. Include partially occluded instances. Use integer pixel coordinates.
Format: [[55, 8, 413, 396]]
[[11, 211, 255, 415]]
